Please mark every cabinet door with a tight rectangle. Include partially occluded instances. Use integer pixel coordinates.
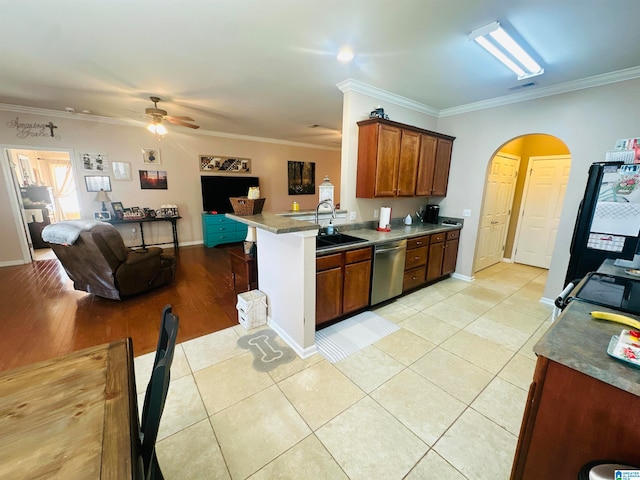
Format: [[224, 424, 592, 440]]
[[442, 238, 459, 275], [396, 130, 420, 196], [431, 138, 453, 196], [316, 267, 342, 325], [416, 134, 437, 196], [343, 260, 371, 314], [374, 124, 401, 197], [426, 241, 445, 281]]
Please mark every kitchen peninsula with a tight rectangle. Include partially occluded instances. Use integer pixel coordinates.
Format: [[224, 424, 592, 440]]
[[227, 211, 462, 358]]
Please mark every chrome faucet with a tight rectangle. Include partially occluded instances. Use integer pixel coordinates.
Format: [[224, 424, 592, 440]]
[[315, 200, 336, 229]]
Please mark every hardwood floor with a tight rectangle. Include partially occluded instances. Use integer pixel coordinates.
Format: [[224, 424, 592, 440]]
[[0, 244, 243, 373]]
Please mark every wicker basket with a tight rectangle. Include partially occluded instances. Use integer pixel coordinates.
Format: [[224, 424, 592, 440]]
[[230, 197, 266, 216]]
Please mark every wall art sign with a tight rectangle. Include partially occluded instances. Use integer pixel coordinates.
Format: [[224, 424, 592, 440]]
[[288, 161, 315, 195], [112, 161, 131, 181], [139, 170, 168, 190], [200, 155, 251, 173], [142, 148, 161, 165], [85, 175, 112, 192], [81, 153, 109, 172], [6, 116, 59, 139]]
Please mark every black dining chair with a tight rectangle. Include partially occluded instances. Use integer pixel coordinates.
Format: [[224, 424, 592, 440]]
[[140, 304, 179, 480]]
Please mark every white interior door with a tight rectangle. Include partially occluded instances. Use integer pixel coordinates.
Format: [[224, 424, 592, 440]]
[[474, 153, 520, 272], [514, 155, 571, 268]]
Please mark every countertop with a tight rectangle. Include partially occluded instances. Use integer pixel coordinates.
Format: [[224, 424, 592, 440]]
[[534, 299, 640, 396], [227, 211, 462, 253]]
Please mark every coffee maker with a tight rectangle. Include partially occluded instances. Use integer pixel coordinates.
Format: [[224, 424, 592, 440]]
[[423, 204, 440, 224]]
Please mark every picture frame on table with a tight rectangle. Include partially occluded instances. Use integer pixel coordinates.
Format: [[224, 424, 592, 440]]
[[94, 211, 112, 221], [111, 201, 125, 219]]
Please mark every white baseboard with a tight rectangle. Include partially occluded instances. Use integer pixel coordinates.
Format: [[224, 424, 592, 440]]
[[501, 257, 514, 263], [0, 259, 28, 268], [452, 272, 474, 282], [267, 317, 318, 359]]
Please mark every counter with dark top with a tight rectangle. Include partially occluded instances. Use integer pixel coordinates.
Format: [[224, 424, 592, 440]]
[[534, 299, 640, 395]]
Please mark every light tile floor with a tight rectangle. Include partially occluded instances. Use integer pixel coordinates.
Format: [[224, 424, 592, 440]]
[[134, 262, 553, 480]]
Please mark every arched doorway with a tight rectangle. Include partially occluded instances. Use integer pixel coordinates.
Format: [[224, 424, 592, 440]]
[[474, 134, 571, 273]]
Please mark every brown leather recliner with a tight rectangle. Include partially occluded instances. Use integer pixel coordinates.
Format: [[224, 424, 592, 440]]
[[42, 220, 176, 300]]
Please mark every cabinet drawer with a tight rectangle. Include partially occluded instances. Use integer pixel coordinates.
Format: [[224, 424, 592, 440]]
[[207, 232, 236, 243], [317, 253, 342, 271], [203, 214, 236, 226], [446, 229, 460, 240], [403, 266, 426, 291], [404, 246, 428, 270], [345, 246, 372, 264], [209, 224, 235, 233], [431, 232, 446, 243], [407, 235, 430, 249]]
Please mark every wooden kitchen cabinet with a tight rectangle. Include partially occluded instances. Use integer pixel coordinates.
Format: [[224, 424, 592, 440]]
[[426, 229, 460, 281], [416, 136, 453, 196], [403, 235, 430, 292], [316, 246, 372, 327], [356, 118, 454, 198]]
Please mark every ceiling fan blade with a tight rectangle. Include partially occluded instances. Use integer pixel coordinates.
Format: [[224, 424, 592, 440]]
[[166, 117, 200, 129], [166, 115, 195, 122]]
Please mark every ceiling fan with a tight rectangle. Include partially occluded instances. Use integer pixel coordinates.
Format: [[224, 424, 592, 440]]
[[145, 96, 200, 133]]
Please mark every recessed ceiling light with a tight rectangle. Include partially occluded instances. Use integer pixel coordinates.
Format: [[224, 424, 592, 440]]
[[337, 47, 354, 63], [65, 107, 75, 113]]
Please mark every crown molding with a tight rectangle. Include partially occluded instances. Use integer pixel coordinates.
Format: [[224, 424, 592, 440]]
[[337, 79, 440, 117], [440, 66, 640, 117], [0, 103, 340, 151]]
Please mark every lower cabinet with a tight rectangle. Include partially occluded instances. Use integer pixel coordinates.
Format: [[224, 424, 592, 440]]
[[316, 246, 372, 327], [202, 213, 248, 247], [403, 235, 430, 292], [426, 229, 460, 281]]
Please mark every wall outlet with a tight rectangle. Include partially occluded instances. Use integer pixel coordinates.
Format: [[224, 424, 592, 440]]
[[131, 227, 136, 236], [373, 209, 379, 219], [463, 209, 471, 217], [349, 211, 357, 221]]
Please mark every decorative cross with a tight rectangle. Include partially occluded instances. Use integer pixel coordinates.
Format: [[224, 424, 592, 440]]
[[46, 121, 58, 137]]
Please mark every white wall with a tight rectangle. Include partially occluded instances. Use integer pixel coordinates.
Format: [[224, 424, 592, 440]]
[[436, 78, 640, 300], [0, 111, 340, 264]]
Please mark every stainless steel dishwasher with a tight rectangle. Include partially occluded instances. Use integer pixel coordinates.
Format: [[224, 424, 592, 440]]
[[371, 239, 407, 305]]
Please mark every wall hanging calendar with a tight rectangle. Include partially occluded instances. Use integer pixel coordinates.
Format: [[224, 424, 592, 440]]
[[200, 155, 251, 173], [288, 161, 315, 195], [81, 153, 109, 172]]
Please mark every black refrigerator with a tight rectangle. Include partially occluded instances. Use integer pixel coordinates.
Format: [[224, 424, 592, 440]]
[[565, 161, 640, 286]]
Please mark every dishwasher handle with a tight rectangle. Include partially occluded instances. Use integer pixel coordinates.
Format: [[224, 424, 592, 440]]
[[375, 245, 406, 254]]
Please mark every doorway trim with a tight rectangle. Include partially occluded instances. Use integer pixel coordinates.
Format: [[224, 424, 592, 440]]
[[1, 144, 77, 265]]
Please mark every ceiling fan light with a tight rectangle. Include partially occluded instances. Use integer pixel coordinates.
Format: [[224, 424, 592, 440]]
[[155, 124, 168, 136], [146, 123, 157, 133], [337, 47, 354, 63]]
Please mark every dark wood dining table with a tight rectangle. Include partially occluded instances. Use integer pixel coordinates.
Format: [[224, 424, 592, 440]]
[[0, 338, 141, 479]]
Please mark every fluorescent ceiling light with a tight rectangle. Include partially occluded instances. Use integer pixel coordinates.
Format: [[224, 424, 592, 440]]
[[470, 21, 543, 80]]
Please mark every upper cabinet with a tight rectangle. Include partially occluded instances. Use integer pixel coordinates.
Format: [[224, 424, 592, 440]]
[[356, 118, 455, 198]]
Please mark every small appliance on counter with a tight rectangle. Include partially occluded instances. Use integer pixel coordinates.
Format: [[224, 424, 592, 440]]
[[423, 204, 440, 224], [555, 272, 640, 315]]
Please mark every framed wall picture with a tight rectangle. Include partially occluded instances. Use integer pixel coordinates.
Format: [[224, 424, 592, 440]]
[[142, 148, 161, 165], [85, 175, 112, 192], [200, 155, 251, 173], [81, 153, 109, 172], [112, 161, 132, 181], [139, 170, 168, 189], [94, 211, 111, 221], [288, 161, 315, 195]]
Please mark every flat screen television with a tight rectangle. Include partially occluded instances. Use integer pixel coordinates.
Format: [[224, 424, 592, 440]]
[[201, 175, 260, 213]]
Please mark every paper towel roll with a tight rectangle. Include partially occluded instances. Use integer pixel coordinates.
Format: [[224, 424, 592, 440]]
[[378, 207, 392, 230]]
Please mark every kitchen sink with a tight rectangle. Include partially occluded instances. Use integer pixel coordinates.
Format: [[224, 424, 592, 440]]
[[316, 233, 368, 250]]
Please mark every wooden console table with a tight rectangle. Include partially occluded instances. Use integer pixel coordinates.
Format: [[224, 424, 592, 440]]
[[109, 216, 181, 251], [229, 246, 258, 294], [0, 339, 141, 479]]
